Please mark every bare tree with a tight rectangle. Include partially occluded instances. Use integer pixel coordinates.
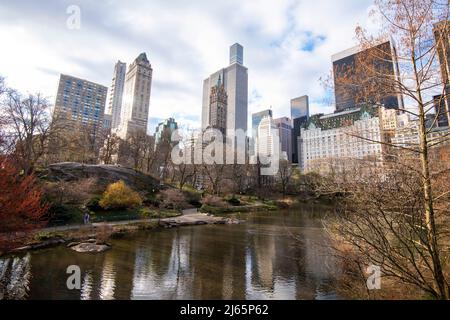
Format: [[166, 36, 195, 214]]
[[99, 132, 120, 165], [202, 163, 227, 195], [118, 129, 149, 171], [1, 90, 63, 174], [155, 127, 174, 181], [277, 159, 294, 196], [173, 163, 196, 190], [323, 0, 450, 299]]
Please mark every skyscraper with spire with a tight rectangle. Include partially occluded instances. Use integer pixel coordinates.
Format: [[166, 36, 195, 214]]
[[208, 75, 228, 136], [202, 43, 248, 135], [117, 53, 153, 138]]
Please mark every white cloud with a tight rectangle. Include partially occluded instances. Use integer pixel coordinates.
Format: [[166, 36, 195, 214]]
[[0, 0, 375, 133]]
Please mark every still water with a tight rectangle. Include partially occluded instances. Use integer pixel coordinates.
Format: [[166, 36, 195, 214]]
[[0, 207, 341, 300]]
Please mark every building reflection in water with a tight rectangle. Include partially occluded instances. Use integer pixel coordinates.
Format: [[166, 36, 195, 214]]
[[0, 254, 31, 300], [80, 271, 93, 300], [0, 207, 340, 300]]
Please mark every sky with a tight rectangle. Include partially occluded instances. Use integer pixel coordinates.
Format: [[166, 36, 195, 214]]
[[0, 0, 379, 134]]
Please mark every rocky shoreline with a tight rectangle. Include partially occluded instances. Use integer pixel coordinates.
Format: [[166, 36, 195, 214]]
[[3, 212, 243, 256]]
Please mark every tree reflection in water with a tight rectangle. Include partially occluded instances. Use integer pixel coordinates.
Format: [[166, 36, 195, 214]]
[[0, 254, 31, 300]]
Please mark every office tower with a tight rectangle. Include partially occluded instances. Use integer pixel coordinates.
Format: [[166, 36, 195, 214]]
[[118, 53, 153, 139], [433, 95, 449, 127], [107, 60, 126, 129], [273, 117, 292, 162], [54, 74, 107, 130], [208, 75, 228, 136], [291, 95, 309, 165], [103, 113, 112, 132], [332, 40, 404, 112], [202, 43, 248, 135], [291, 95, 309, 119], [434, 21, 450, 125], [252, 109, 273, 139], [154, 117, 178, 149], [256, 115, 278, 158], [230, 43, 243, 65]]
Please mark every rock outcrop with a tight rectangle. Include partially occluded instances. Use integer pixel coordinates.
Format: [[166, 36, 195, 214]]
[[38, 162, 160, 191]]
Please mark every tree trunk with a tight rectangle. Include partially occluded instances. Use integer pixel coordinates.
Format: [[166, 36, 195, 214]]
[[415, 55, 449, 299]]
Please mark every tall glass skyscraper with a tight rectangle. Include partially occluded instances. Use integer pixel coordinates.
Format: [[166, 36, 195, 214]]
[[291, 96, 309, 119], [291, 95, 309, 165], [230, 43, 243, 65], [202, 43, 248, 135], [332, 41, 404, 112]]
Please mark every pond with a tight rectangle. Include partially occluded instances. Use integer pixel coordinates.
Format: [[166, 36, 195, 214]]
[[0, 206, 341, 300]]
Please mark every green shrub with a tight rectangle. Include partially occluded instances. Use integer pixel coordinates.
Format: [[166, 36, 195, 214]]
[[200, 204, 247, 214], [225, 195, 241, 206], [99, 180, 142, 210], [91, 208, 141, 222], [86, 195, 102, 211], [183, 189, 202, 207], [138, 208, 180, 219], [137, 221, 159, 230], [139, 207, 158, 218], [34, 231, 64, 241], [47, 204, 83, 225]]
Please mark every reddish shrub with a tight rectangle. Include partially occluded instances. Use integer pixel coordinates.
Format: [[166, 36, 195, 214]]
[[0, 159, 49, 246]]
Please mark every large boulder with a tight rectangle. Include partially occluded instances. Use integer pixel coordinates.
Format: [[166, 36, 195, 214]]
[[38, 162, 160, 191]]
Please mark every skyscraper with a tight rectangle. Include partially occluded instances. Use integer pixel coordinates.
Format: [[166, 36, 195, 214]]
[[291, 96, 309, 164], [273, 117, 292, 162], [154, 117, 178, 150], [434, 21, 450, 125], [433, 95, 449, 127], [117, 53, 153, 139], [107, 60, 126, 129], [291, 95, 309, 119], [256, 115, 278, 158], [332, 41, 404, 112], [202, 43, 248, 135], [54, 74, 107, 130], [252, 109, 273, 139], [230, 43, 243, 65]]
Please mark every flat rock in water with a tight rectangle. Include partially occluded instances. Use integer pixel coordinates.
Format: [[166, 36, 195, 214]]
[[70, 242, 111, 253], [66, 241, 80, 247]]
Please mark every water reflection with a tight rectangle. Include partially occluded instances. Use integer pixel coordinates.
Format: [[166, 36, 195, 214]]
[[0, 207, 341, 300], [0, 254, 31, 299]]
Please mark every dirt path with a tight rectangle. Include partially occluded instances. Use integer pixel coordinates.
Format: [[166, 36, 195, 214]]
[[40, 208, 227, 233]]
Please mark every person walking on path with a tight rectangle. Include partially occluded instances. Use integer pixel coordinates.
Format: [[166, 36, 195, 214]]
[[83, 212, 90, 224]]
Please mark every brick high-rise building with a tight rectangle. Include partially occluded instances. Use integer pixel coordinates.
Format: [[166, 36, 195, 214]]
[[54, 73, 107, 130]]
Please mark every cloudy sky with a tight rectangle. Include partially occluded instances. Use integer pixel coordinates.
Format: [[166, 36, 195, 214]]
[[0, 0, 379, 133]]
